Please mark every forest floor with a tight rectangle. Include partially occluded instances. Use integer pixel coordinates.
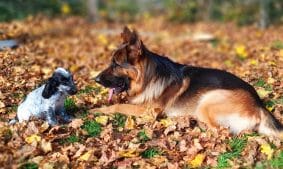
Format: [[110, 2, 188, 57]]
[[0, 16, 282, 168]]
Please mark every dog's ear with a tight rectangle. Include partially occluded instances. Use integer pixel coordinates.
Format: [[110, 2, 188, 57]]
[[121, 26, 143, 61], [42, 77, 59, 99], [121, 26, 139, 44]]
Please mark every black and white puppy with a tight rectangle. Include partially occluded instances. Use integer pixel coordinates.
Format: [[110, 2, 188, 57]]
[[10, 68, 77, 125]]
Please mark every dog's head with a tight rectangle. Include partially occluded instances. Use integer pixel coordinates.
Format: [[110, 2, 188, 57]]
[[42, 68, 77, 99], [95, 27, 147, 98]]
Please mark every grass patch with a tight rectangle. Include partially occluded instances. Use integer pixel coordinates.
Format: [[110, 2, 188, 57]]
[[19, 162, 38, 169], [59, 134, 79, 145], [272, 40, 283, 49], [255, 151, 283, 169], [141, 148, 161, 159], [137, 130, 150, 143], [81, 120, 102, 137], [217, 136, 247, 168], [112, 113, 127, 128], [65, 134, 79, 143], [270, 151, 283, 168], [64, 98, 77, 112], [254, 79, 273, 91]]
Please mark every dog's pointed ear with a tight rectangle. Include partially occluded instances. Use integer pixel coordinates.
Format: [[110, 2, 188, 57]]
[[42, 77, 59, 99], [121, 26, 143, 59], [121, 26, 142, 46]]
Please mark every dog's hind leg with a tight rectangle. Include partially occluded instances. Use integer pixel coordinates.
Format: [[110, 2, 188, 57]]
[[194, 89, 260, 134]]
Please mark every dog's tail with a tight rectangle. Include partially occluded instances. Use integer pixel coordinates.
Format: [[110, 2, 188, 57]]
[[9, 115, 18, 125], [258, 108, 283, 139]]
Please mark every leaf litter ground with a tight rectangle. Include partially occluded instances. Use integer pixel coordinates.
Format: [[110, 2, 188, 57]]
[[0, 16, 282, 168]]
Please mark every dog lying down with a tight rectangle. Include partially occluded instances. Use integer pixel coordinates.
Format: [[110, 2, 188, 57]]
[[9, 68, 77, 126]]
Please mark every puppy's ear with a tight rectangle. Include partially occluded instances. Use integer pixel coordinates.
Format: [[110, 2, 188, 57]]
[[42, 77, 59, 99]]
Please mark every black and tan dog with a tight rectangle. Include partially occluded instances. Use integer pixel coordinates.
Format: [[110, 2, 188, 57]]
[[93, 27, 283, 138]]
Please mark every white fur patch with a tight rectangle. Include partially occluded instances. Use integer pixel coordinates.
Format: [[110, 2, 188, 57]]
[[216, 114, 257, 134], [131, 78, 173, 104], [55, 67, 70, 77]]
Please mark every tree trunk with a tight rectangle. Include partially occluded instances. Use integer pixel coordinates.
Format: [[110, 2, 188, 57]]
[[259, 0, 270, 29], [87, 0, 99, 22]]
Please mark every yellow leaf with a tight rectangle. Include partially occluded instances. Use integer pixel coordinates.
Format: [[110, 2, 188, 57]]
[[235, 44, 248, 59], [118, 149, 138, 158], [25, 134, 41, 144], [279, 49, 283, 57], [61, 3, 71, 14], [267, 77, 276, 84], [260, 143, 274, 160], [266, 105, 275, 112], [189, 154, 205, 168], [125, 116, 135, 130], [97, 34, 108, 45], [160, 118, 173, 127], [249, 59, 258, 66], [95, 116, 109, 125], [268, 61, 276, 66], [256, 88, 271, 98], [79, 150, 93, 161]]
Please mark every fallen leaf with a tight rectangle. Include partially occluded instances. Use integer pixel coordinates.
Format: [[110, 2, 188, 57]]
[[68, 118, 83, 129], [260, 143, 274, 160], [160, 118, 173, 127], [79, 150, 93, 161], [95, 115, 109, 125], [41, 139, 52, 153], [118, 149, 138, 158], [124, 116, 135, 130], [25, 134, 41, 144], [189, 154, 205, 168], [235, 44, 248, 59], [256, 88, 271, 98]]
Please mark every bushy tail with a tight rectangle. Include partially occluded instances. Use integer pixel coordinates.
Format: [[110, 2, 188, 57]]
[[258, 109, 283, 139]]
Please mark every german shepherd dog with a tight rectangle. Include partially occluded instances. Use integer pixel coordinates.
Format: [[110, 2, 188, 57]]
[[93, 27, 283, 138]]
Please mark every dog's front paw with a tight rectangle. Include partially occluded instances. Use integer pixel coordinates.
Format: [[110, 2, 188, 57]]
[[60, 114, 73, 123]]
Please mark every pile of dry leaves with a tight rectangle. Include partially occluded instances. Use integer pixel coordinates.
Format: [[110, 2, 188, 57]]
[[0, 16, 282, 168]]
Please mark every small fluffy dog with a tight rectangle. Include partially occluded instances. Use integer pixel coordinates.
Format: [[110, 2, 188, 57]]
[[10, 68, 77, 125]]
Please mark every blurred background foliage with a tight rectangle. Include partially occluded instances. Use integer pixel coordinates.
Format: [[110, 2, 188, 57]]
[[0, 0, 283, 27]]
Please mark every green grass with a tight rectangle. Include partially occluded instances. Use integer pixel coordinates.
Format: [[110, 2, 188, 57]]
[[112, 113, 127, 128], [272, 40, 283, 49], [254, 79, 273, 91], [81, 120, 102, 137], [270, 151, 283, 168], [255, 151, 283, 169], [64, 98, 77, 112], [137, 130, 150, 143], [66, 134, 79, 143], [217, 137, 248, 168], [141, 148, 161, 159], [19, 162, 38, 169]]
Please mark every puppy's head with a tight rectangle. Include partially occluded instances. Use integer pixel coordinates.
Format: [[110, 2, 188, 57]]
[[95, 27, 146, 97], [42, 68, 77, 99]]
